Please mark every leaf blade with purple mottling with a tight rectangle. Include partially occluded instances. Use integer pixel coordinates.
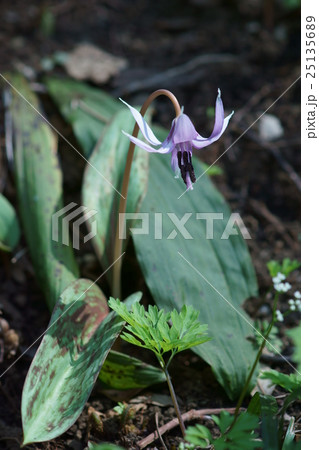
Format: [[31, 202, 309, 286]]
[[21, 278, 141, 445]]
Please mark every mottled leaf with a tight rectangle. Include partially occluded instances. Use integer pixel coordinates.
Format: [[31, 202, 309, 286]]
[[82, 108, 148, 273], [98, 350, 165, 390], [6, 73, 79, 310], [45, 77, 149, 276], [22, 278, 141, 444], [132, 127, 258, 399], [45, 77, 122, 158], [0, 193, 20, 252]]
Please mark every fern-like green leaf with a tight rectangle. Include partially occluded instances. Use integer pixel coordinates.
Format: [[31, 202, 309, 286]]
[[108, 300, 210, 363], [260, 369, 301, 394]]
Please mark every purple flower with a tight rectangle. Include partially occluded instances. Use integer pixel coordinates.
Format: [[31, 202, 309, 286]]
[[120, 90, 233, 190]]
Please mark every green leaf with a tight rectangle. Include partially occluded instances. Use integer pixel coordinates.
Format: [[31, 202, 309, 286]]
[[98, 350, 165, 390], [281, 416, 300, 449], [45, 77, 122, 158], [286, 325, 301, 371], [132, 129, 258, 399], [45, 77, 149, 280], [247, 392, 278, 417], [109, 300, 210, 360], [248, 392, 280, 449], [185, 423, 214, 447], [90, 444, 125, 450], [0, 193, 20, 252], [259, 394, 280, 450], [7, 73, 79, 310], [212, 411, 260, 450], [21, 279, 141, 444], [260, 369, 301, 394], [82, 108, 148, 275], [267, 259, 300, 278]]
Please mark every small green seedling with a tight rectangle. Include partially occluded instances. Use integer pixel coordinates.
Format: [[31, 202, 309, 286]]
[[108, 298, 211, 437], [113, 402, 135, 426]]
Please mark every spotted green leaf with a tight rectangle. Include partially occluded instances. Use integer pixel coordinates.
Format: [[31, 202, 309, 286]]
[[0, 193, 20, 252], [45, 77, 149, 278], [6, 73, 79, 310], [22, 279, 141, 445], [82, 108, 148, 274], [98, 350, 165, 390]]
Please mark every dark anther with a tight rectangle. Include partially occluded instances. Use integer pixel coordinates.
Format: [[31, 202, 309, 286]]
[[186, 153, 196, 182], [178, 150, 197, 186], [180, 165, 187, 184], [189, 164, 196, 183], [177, 151, 182, 169]]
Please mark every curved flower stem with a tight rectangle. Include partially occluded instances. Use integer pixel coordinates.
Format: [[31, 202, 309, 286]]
[[230, 293, 280, 429], [112, 90, 181, 299]]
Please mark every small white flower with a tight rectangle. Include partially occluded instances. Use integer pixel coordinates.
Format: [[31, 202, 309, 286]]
[[288, 299, 294, 306], [294, 291, 301, 299], [281, 282, 292, 292], [274, 282, 291, 293], [274, 283, 283, 292], [295, 299, 301, 311], [272, 272, 286, 284], [275, 310, 284, 322], [289, 304, 296, 311]]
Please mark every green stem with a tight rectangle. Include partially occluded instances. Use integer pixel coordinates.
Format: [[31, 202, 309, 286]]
[[163, 365, 186, 437], [112, 90, 181, 299], [230, 293, 280, 428]]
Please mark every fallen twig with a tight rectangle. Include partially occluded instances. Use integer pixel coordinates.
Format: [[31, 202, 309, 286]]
[[155, 412, 168, 450], [137, 407, 243, 449]]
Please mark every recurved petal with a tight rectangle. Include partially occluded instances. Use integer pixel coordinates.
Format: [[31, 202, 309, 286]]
[[120, 98, 162, 145], [191, 111, 234, 149], [122, 131, 174, 154], [212, 88, 225, 136]]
